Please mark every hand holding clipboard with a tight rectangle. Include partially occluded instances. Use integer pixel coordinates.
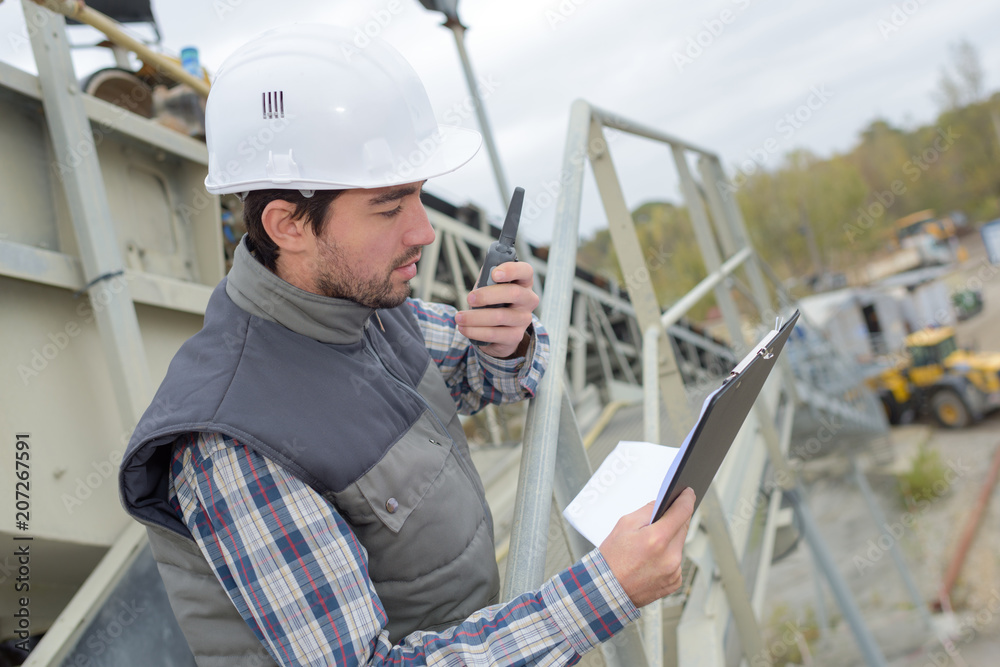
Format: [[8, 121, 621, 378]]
[[652, 310, 799, 523], [563, 311, 799, 607]]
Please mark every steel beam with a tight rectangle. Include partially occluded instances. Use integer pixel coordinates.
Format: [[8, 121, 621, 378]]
[[23, 524, 148, 666], [587, 298, 622, 386], [587, 118, 692, 444], [20, 6, 158, 660], [700, 489, 771, 665], [660, 247, 752, 332], [445, 22, 509, 213], [671, 145, 744, 348], [24, 1, 153, 427], [592, 297, 638, 384], [698, 157, 772, 319], [590, 105, 717, 157], [0, 238, 213, 314], [0, 58, 208, 165]]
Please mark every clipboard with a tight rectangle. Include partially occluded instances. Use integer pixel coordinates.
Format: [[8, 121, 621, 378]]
[[651, 310, 799, 524]]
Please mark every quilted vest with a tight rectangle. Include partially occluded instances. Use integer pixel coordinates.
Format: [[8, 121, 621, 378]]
[[119, 241, 499, 665]]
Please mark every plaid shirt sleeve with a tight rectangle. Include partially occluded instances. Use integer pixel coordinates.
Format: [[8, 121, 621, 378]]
[[405, 298, 549, 415], [169, 432, 639, 666]]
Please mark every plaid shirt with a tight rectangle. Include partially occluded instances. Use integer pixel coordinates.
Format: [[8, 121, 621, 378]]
[[168, 299, 640, 665]]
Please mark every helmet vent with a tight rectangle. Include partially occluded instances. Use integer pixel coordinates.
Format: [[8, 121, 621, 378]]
[[262, 91, 285, 119]]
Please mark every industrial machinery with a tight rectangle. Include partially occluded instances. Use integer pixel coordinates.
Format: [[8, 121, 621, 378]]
[[870, 326, 1000, 428], [894, 210, 966, 267]]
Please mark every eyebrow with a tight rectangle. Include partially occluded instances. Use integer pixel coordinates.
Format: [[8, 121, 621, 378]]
[[367, 182, 425, 207]]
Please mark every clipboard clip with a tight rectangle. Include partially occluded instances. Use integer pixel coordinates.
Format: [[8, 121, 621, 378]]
[[726, 315, 787, 381]]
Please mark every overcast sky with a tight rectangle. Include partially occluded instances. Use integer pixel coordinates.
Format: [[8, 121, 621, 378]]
[[1, 0, 997, 245]]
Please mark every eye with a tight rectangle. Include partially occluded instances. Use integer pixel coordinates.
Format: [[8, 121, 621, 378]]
[[379, 205, 403, 219]]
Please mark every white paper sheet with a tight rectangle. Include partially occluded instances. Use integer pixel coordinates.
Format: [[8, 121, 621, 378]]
[[562, 440, 680, 548]]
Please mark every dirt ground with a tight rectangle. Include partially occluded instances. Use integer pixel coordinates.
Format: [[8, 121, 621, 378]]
[[762, 230, 1000, 667]]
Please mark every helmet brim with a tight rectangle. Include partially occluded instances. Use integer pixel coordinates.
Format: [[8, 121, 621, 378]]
[[205, 125, 482, 194]]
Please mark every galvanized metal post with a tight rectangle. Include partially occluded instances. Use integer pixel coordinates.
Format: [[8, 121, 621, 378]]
[[551, 392, 651, 667], [444, 20, 509, 211], [571, 292, 588, 398], [443, 18, 538, 297], [503, 98, 890, 667], [695, 160, 739, 261], [784, 486, 888, 667], [593, 300, 638, 384], [850, 456, 935, 633], [643, 325, 665, 667], [502, 100, 591, 598], [811, 555, 831, 640], [504, 99, 652, 666], [588, 299, 617, 388]]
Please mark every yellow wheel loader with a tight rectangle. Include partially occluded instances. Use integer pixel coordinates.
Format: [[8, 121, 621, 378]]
[[870, 327, 1000, 428]]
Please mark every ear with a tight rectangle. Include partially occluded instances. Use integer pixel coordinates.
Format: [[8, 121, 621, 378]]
[[261, 199, 313, 254]]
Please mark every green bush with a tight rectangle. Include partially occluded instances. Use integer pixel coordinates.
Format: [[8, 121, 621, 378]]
[[897, 444, 950, 505], [764, 604, 820, 667]]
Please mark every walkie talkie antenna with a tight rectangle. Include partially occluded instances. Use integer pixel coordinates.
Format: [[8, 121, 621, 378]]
[[498, 187, 524, 249]]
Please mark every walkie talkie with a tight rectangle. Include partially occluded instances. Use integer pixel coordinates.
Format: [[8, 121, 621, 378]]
[[469, 187, 523, 346]]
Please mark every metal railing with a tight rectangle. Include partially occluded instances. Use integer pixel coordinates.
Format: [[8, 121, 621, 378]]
[[502, 100, 892, 667]]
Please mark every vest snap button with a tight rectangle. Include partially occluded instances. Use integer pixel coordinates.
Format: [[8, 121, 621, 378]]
[[385, 497, 399, 513]]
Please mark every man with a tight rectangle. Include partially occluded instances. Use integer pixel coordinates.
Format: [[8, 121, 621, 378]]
[[119, 24, 694, 666]]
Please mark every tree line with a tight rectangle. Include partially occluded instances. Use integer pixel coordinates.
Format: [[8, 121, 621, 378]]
[[577, 42, 999, 320]]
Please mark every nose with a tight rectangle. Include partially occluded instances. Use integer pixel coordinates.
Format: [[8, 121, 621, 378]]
[[403, 202, 436, 248]]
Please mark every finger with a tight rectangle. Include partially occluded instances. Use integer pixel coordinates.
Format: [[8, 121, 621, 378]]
[[652, 488, 696, 538], [471, 283, 539, 310], [458, 325, 524, 349], [665, 516, 691, 553], [491, 261, 533, 287], [457, 306, 533, 331]]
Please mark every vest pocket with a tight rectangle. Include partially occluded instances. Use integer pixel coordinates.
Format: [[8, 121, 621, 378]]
[[332, 408, 490, 583], [352, 411, 452, 534]]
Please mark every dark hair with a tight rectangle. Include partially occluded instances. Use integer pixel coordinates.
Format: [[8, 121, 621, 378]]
[[241, 189, 345, 271]]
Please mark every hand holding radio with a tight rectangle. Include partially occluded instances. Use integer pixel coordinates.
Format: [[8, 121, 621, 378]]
[[454, 187, 538, 358]]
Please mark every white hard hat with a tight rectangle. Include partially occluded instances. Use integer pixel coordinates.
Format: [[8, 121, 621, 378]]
[[204, 23, 482, 195]]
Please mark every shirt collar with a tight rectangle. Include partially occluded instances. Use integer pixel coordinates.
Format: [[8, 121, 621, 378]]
[[225, 236, 374, 344]]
